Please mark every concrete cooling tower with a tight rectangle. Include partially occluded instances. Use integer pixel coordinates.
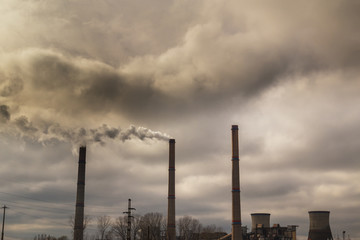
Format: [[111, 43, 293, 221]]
[[308, 211, 333, 240], [251, 213, 270, 232]]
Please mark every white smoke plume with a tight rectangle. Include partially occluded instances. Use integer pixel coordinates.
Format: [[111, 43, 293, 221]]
[[0, 105, 170, 152]]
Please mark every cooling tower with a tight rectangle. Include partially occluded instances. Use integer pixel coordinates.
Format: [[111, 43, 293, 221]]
[[308, 211, 333, 240], [74, 146, 86, 240], [167, 139, 176, 240], [231, 125, 243, 240], [251, 213, 270, 232]]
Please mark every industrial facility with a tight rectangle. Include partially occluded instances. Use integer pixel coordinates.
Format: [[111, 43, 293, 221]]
[[219, 214, 297, 240], [246, 213, 297, 240], [71, 125, 335, 240], [221, 126, 299, 240]]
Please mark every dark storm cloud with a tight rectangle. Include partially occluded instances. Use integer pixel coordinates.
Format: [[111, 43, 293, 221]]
[[0, 49, 179, 121], [2, 0, 360, 123], [0, 105, 10, 123], [14, 115, 38, 133], [116, 0, 360, 119]]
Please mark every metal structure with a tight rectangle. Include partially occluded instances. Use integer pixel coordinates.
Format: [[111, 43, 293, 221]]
[[167, 139, 176, 240], [123, 198, 136, 240], [231, 125, 243, 240], [74, 146, 87, 240], [251, 213, 270, 232], [308, 211, 333, 240]]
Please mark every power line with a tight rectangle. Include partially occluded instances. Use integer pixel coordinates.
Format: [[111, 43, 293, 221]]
[[0, 191, 130, 213], [0, 191, 74, 207], [8, 208, 70, 228], [0, 197, 73, 215]]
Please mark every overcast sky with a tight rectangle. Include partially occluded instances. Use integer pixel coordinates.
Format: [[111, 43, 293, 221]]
[[0, 0, 359, 239]]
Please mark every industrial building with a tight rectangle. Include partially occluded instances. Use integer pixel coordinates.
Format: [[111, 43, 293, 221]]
[[247, 213, 297, 240], [219, 213, 297, 240]]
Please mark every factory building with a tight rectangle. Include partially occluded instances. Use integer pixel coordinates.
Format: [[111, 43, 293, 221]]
[[247, 218, 297, 240], [219, 214, 297, 240], [247, 213, 297, 240]]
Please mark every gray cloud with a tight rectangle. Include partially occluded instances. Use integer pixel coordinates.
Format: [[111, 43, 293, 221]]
[[0, 75, 23, 97], [0, 105, 10, 123], [2, 0, 360, 125], [14, 116, 38, 133], [0, 0, 201, 66]]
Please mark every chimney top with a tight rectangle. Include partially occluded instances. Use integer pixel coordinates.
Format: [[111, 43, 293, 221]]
[[231, 125, 238, 130], [309, 211, 330, 214], [169, 139, 176, 143]]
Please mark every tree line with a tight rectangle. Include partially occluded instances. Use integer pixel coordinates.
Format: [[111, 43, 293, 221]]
[[86, 213, 225, 240], [37, 213, 225, 240]]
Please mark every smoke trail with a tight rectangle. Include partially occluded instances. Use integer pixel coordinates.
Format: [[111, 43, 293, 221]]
[[120, 125, 170, 142], [0, 105, 170, 151]]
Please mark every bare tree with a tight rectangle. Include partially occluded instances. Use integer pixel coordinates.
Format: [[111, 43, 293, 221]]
[[112, 216, 127, 240], [201, 224, 216, 234], [69, 215, 93, 236], [177, 216, 202, 240], [139, 212, 165, 240], [97, 215, 112, 240], [33, 235, 68, 240], [200, 224, 224, 239], [112, 215, 141, 240], [203, 224, 223, 233]]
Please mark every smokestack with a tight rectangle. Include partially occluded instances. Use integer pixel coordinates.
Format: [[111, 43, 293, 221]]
[[308, 211, 333, 240], [231, 125, 243, 240], [251, 213, 270, 232], [74, 146, 86, 240], [167, 139, 176, 240]]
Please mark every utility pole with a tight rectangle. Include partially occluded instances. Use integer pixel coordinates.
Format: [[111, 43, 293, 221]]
[[123, 199, 136, 240], [1, 205, 8, 240]]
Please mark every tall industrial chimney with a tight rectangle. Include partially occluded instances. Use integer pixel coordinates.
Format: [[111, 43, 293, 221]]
[[167, 139, 176, 240], [74, 146, 86, 240], [308, 211, 333, 240], [231, 125, 243, 240], [251, 213, 270, 232]]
